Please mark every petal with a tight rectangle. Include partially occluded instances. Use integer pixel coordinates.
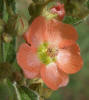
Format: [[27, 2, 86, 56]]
[[58, 68, 69, 88], [59, 40, 75, 48], [40, 63, 69, 90], [24, 16, 46, 48], [59, 42, 80, 54], [56, 49, 83, 74], [67, 43, 80, 54], [23, 69, 39, 79], [17, 43, 42, 78], [45, 19, 78, 46]]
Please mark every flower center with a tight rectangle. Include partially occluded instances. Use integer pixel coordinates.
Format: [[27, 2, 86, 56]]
[[47, 47, 59, 58], [37, 43, 58, 65]]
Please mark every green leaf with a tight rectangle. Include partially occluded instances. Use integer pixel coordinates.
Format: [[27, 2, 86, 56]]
[[13, 83, 39, 100], [3, 0, 9, 22], [63, 0, 89, 20], [20, 86, 39, 100], [0, 19, 5, 34], [6, 0, 16, 13], [28, 0, 54, 22], [0, 79, 17, 100], [63, 16, 81, 25], [5, 38, 16, 63], [2, 0, 16, 22], [0, 0, 4, 18], [0, 63, 13, 80], [0, 34, 3, 62], [32, 0, 45, 4], [86, 0, 89, 9], [19, 88, 31, 100], [15, 0, 30, 20]]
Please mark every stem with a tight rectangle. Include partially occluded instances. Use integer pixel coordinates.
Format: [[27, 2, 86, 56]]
[[13, 82, 22, 100], [0, 34, 4, 62]]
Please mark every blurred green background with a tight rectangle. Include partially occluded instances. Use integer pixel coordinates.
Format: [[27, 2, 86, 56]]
[[8, 0, 89, 100]]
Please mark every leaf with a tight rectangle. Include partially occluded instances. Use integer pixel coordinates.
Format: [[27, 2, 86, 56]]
[[5, 37, 16, 63], [0, 0, 4, 18], [19, 88, 31, 100], [0, 63, 13, 80], [2, 0, 16, 22], [13, 83, 39, 100], [20, 86, 39, 100], [3, 0, 9, 22], [62, 0, 89, 19], [32, 0, 45, 4], [6, 0, 16, 13], [0, 79, 17, 100], [13, 83, 31, 100], [63, 16, 81, 25], [0, 34, 3, 62], [86, 0, 89, 9], [0, 19, 5, 34], [15, 0, 30, 20]]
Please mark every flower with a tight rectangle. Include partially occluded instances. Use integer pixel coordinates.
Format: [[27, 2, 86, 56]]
[[51, 3, 65, 20], [17, 16, 83, 90]]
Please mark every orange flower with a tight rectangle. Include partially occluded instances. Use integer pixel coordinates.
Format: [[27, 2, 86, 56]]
[[17, 16, 83, 90], [51, 3, 65, 20]]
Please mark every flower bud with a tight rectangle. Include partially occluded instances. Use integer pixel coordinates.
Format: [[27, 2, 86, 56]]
[[15, 16, 29, 36], [2, 33, 12, 43], [6, 15, 29, 36], [51, 3, 65, 20]]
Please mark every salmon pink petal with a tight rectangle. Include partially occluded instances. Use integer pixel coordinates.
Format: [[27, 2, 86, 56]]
[[59, 40, 75, 48], [24, 16, 46, 48], [45, 19, 78, 46], [56, 49, 83, 74], [59, 41, 80, 54], [58, 68, 69, 88], [67, 43, 80, 54], [17, 43, 42, 78], [23, 69, 39, 79], [40, 63, 69, 90]]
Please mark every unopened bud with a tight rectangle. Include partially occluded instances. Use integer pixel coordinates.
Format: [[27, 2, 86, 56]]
[[51, 3, 65, 20], [3, 33, 12, 43], [15, 16, 29, 36]]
